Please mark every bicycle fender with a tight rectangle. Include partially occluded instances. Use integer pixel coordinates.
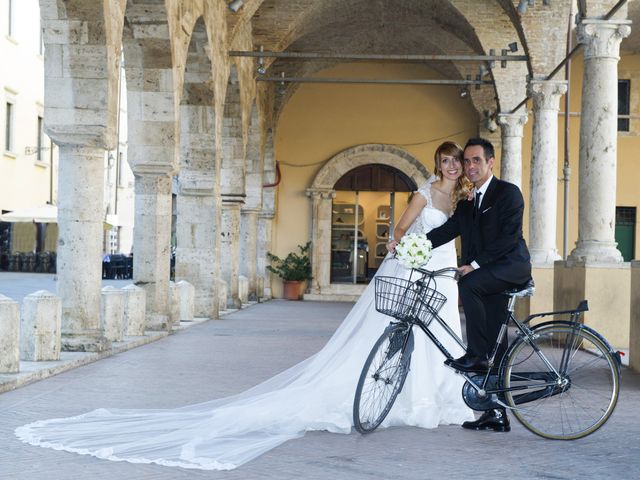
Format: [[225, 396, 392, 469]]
[[531, 320, 622, 372]]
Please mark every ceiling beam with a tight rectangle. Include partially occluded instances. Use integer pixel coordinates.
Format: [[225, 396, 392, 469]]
[[229, 50, 528, 63]]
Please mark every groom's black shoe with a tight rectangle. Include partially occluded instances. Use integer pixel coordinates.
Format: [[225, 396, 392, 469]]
[[444, 353, 488, 372], [462, 408, 510, 432]]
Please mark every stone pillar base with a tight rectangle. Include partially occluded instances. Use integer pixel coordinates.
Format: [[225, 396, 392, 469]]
[[554, 260, 629, 349], [61, 332, 111, 352], [568, 240, 623, 264], [515, 264, 554, 325], [146, 313, 172, 332], [0, 294, 20, 373], [629, 261, 640, 371]]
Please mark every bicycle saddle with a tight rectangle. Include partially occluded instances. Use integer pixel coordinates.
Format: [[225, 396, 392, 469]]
[[503, 278, 535, 297]]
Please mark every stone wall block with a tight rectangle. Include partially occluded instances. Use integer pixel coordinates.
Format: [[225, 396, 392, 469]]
[[169, 282, 180, 327], [20, 290, 62, 361], [101, 286, 125, 342], [218, 279, 228, 311], [176, 281, 195, 321], [256, 276, 265, 299], [238, 276, 249, 304], [122, 284, 146, 336], [0, 294, 20, 373], [555, 261, 630, 349]]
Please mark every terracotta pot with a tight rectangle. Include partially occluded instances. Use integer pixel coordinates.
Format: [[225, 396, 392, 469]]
[[282, 280, 303, 300]]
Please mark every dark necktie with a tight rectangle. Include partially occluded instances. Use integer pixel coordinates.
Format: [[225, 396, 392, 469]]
[[473, 191, 482, 218]]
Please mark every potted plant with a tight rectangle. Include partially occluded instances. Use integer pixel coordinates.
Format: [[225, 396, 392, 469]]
[[266, 242, 312, 300]]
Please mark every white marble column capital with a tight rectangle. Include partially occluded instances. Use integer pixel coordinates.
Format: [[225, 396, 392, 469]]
[[527, 80, 568, 111], [497, 112, 528, 138], [578, 19, 631, 60], [305, 188, 336, 200]]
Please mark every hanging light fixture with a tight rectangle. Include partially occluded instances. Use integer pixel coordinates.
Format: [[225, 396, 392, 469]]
[[256, 45, 266, 75], [228, 0, 244, 13], [518, 0, 550, 14]]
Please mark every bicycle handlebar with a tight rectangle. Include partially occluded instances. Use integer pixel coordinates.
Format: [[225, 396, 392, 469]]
[[412, 266, 459, 280], [388, 253, 459, 280]]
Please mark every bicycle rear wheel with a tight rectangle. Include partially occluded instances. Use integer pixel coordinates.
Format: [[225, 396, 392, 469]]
[[503, 322, 619, 440], [353, 323, 413, 434]]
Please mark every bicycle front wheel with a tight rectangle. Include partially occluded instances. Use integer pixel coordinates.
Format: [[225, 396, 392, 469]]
[[353, 323, 413, 434], [503, 322, 619, 440]]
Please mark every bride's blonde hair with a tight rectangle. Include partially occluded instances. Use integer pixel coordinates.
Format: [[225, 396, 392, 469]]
[[433, 141, 473, 205]]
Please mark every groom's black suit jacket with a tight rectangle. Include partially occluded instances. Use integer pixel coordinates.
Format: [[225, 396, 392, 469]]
[[427, 177, 531, 285]]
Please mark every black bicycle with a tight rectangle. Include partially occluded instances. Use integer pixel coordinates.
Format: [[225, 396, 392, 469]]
[[352, 267, 621, 440]]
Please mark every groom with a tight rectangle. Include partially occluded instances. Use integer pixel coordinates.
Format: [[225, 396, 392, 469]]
[[427, 137, 531, 433]]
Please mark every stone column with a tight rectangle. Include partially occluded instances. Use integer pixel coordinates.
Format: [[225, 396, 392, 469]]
[[257, 130, 276, 299], [57, 145, 110, 351], [175, 102, 220, 319], [569, 19, 631, 263], [527, 80, 567, 265], [497, 112, 528, 189], [175, 177, 220, 319], [306, 188, 336, 294], [221, 199, 243, 308], [240, 208, 260, 300], [257, 210, 275, 298], [132, 170, 173, 330]]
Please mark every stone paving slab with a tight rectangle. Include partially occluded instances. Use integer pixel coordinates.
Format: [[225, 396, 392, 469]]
[[0, 299, 638, 480]]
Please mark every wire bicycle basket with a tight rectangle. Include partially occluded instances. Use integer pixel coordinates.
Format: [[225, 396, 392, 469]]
[[374, 275, 447, 325]]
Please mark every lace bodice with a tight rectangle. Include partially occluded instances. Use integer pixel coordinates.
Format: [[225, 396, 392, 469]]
[[409, 176, 450, 235]]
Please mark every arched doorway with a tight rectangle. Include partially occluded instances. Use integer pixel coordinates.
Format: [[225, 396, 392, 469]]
[[306, 144, 429, 300], [332, 164, 416, 283]]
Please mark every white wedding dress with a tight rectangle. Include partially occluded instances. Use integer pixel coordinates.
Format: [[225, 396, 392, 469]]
[[15, 178, 473, 470]]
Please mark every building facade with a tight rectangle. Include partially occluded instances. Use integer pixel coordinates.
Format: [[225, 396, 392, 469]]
[[3, 0, 640, 367], [0, 0, 135, 258]]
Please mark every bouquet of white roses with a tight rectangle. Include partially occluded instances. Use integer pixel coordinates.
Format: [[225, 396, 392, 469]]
[[395, 233, 433, 269]]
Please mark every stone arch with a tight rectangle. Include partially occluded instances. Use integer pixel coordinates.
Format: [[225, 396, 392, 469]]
[[311, 144, 430, 190], [306, 144, 430, 299]]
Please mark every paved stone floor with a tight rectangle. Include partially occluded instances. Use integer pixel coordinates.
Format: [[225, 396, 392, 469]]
[[0, 272, 129, 303], [0, 275, 639, 479]]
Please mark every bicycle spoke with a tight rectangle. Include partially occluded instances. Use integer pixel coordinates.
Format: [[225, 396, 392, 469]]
[[504, 323, 618, 440], [353, 325, 412, 433]]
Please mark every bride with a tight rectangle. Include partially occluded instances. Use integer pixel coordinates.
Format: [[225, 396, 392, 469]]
[[15, 141, 474, 471]]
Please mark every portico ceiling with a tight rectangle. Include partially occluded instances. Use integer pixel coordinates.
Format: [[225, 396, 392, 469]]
[[241, 0, 510, 116]]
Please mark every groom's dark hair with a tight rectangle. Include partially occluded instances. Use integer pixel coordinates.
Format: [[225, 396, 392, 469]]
[[464, 138, 495, 160]]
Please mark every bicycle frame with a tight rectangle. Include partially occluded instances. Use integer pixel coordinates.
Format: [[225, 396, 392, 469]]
[[398, 267, 594, 407]]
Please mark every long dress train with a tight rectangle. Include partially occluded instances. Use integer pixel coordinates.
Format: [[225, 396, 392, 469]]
[[15, 177, 474, 470]]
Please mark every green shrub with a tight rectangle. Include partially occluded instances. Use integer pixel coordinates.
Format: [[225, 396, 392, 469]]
[[266, 242, 312, 281]]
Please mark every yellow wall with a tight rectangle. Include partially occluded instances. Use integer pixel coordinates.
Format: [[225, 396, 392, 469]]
[[271, 55, 640, 296], [273, 62, 478, 295]]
